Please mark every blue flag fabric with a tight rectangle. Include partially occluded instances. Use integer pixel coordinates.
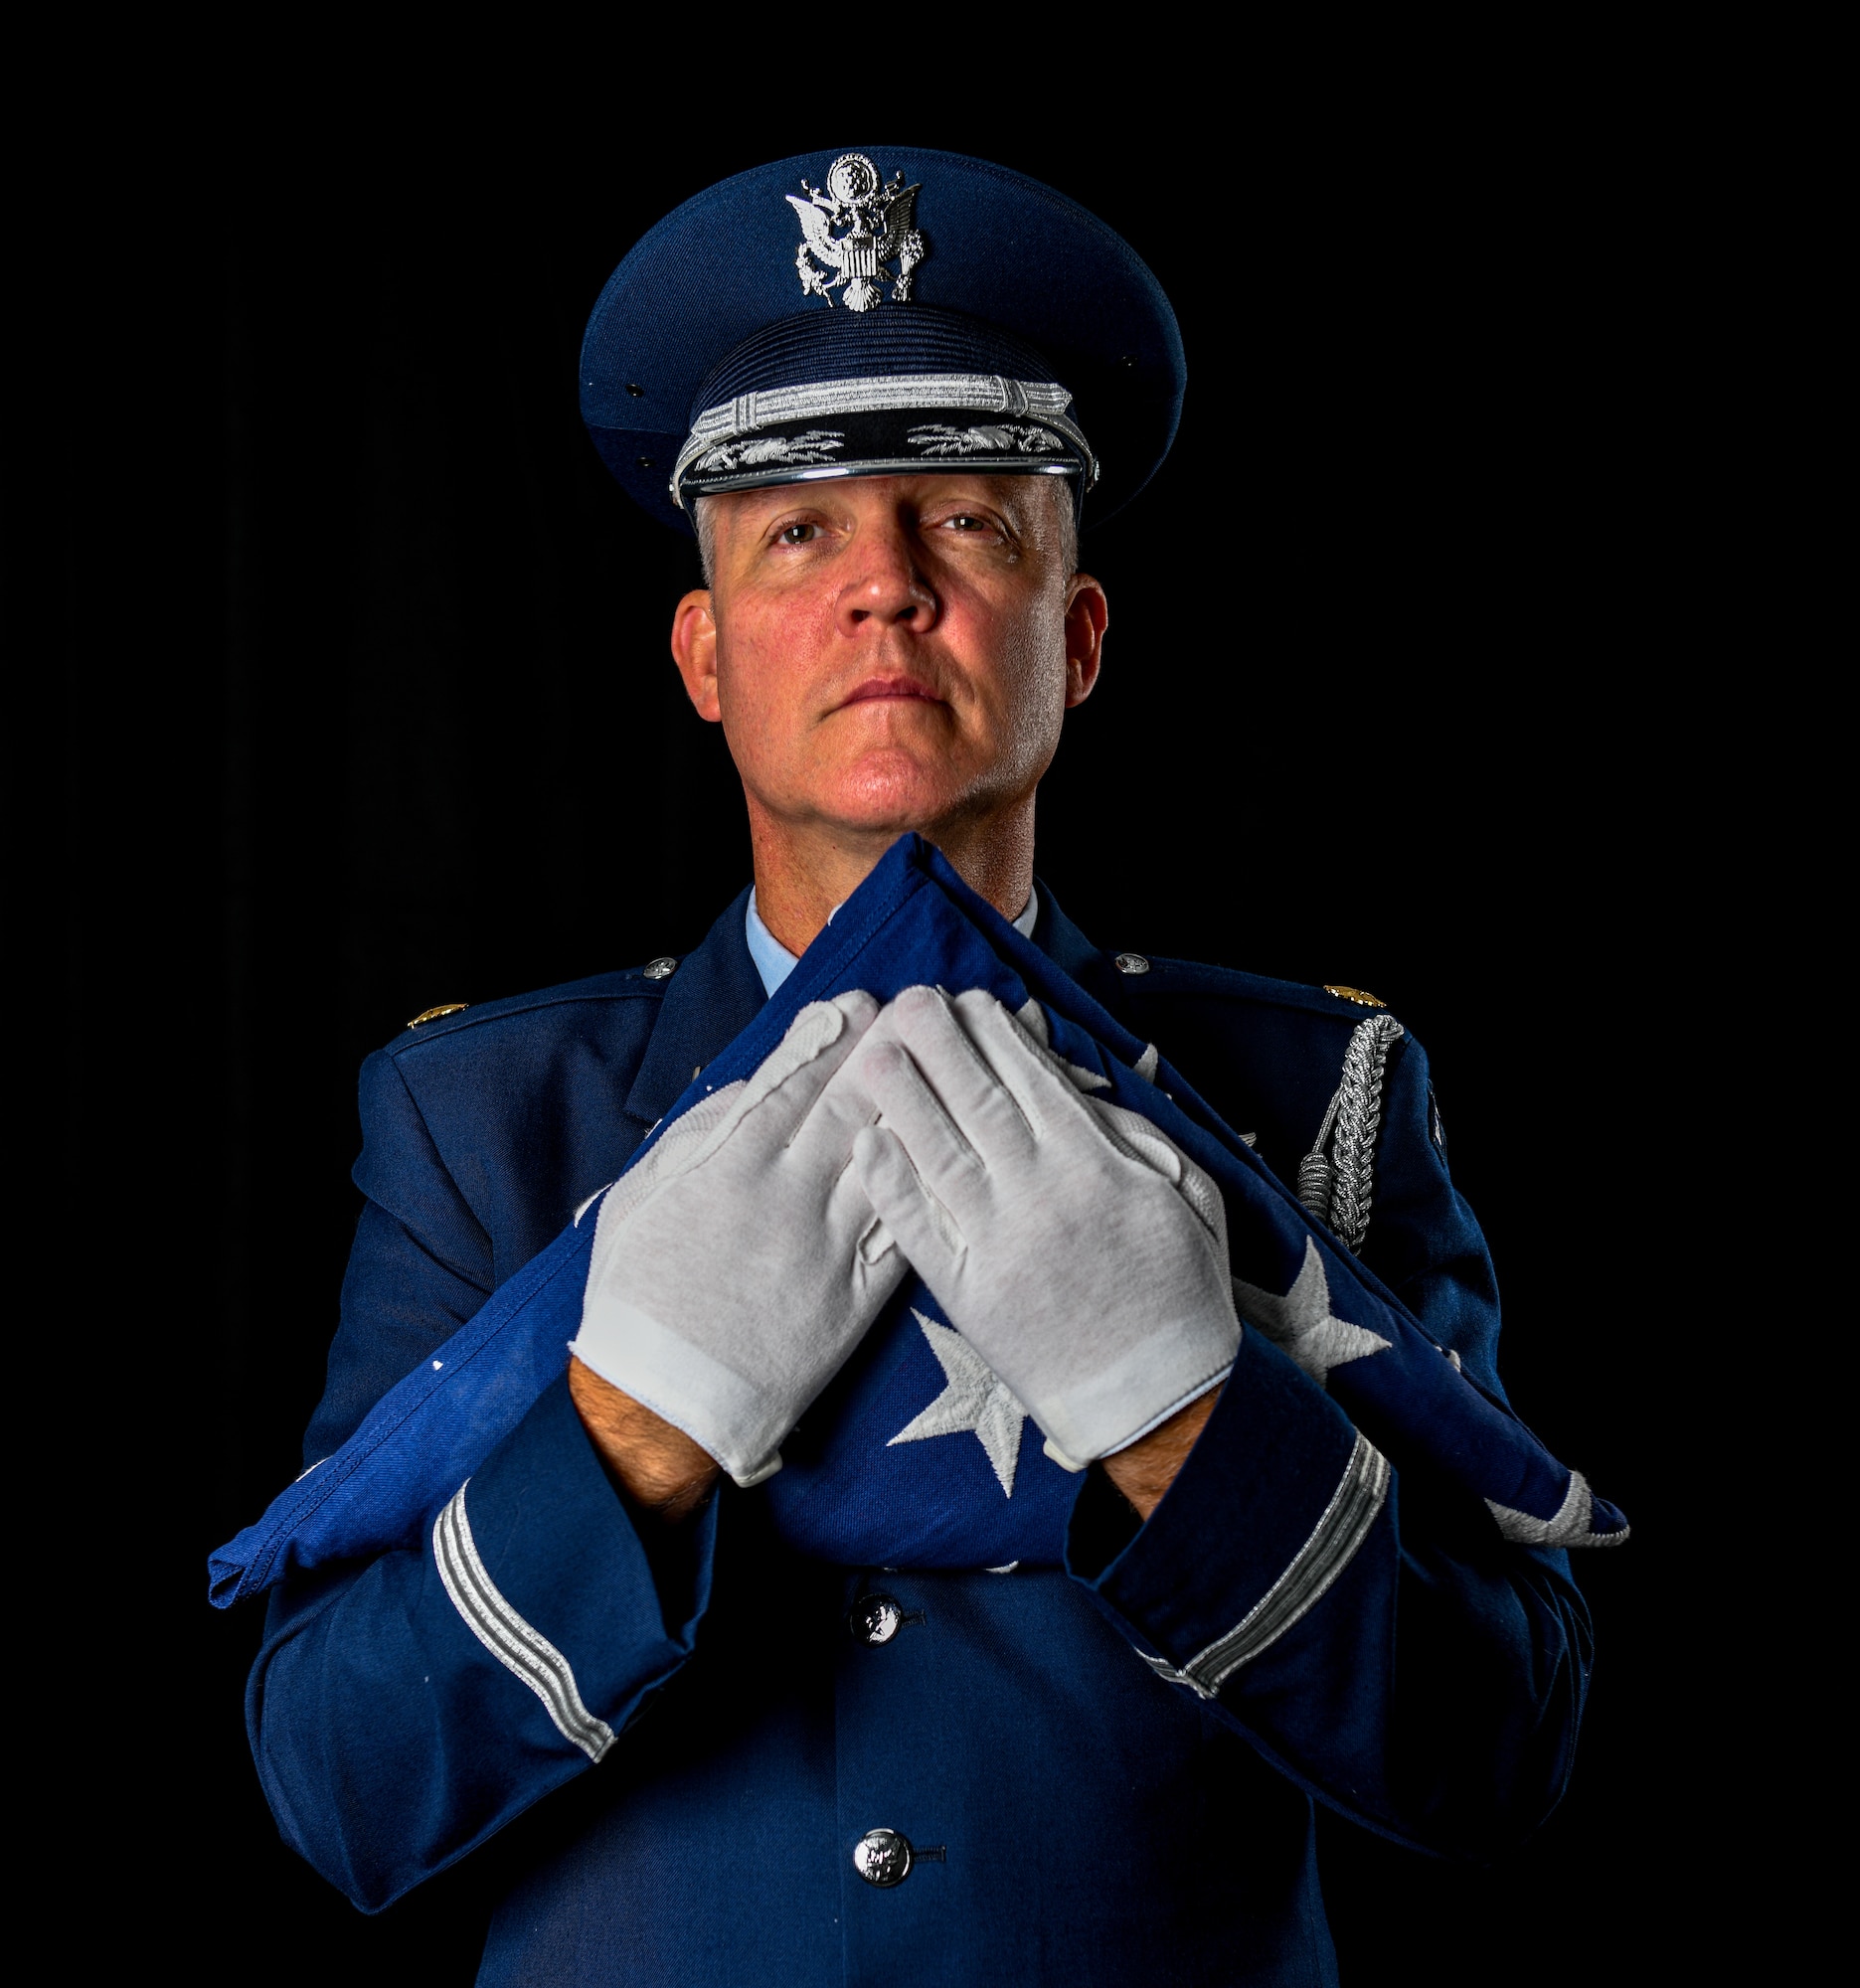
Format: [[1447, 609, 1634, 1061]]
[[210, 837, 1625, 1607]]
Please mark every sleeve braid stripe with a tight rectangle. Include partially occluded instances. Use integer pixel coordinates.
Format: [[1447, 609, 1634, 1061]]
[[432, 1483, 616, 1762], [1140, 1431, 1391, 1700]]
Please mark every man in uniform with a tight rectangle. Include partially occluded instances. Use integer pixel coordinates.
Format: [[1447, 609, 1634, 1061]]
[[239, 149, 1599, 1984]]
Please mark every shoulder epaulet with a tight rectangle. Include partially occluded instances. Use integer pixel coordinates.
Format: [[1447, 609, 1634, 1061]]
[[1107, 954, 1396, 1025], [1106, 953, 1409, 1251], [385, 960, 680, 1056]]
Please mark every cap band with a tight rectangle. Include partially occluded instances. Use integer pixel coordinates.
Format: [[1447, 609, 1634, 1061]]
[[672, 372, 1097, 510]]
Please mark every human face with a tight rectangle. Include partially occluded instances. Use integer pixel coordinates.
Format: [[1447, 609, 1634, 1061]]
[[670, 475, 1105, 847]]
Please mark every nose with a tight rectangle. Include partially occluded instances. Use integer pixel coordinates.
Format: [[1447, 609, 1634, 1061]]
[[836, 519, 939, 638]]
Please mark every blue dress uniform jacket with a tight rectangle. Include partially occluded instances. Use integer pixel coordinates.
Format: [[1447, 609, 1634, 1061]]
[[251, 885, 1592, 1987]]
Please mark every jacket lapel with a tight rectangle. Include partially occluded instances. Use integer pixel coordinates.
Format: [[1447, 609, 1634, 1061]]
[[1032, 879, 1126, 1019], [622, 887, 767, 1128]]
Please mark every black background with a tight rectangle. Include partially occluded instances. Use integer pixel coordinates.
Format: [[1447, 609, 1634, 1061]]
[[24, 83, 1720, 1984]]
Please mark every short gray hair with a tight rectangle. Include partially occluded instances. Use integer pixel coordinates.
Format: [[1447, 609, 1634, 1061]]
[[693, 483, 1078, 590], [694, 496, 722, 589]]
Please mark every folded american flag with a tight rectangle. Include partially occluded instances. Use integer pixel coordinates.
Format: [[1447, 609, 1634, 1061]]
[[210, 836, 1625, 1607]]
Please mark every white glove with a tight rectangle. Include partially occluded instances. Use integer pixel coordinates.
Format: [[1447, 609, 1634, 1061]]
[[850, 986, 1240, 1470], [571, 992, 904, 1487]]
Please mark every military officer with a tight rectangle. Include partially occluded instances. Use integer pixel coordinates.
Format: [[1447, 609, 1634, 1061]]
[[243, 149, 1595, 1984]]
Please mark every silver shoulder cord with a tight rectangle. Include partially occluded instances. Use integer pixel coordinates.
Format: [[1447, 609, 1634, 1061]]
[[1296, 1014, 1407, 1253]]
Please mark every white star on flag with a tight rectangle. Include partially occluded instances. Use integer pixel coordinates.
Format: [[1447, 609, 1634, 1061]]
[[888, 1311, 1029, 1496], [1231, 1236, 1392, 1387]]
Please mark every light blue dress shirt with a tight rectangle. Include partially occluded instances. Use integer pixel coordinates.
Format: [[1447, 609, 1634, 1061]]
[[747, 883, 1039, 999]]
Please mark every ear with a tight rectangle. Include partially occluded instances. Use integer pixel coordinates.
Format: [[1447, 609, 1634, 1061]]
[[670, 589, 722, 723], [1063, 573, 1108, 708]]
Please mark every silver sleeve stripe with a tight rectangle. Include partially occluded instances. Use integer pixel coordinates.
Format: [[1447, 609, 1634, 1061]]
[[432, 1484, 615, 1762], [1140, 1431, 1391, 1701]]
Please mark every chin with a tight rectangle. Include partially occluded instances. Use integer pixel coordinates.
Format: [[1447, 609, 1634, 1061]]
[[829, 796, 953, 837], [810, 746, 958, 822], [820, 765, 965, 835]]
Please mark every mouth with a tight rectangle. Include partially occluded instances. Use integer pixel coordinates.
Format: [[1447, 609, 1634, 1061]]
[[836, 677, 944, 711]]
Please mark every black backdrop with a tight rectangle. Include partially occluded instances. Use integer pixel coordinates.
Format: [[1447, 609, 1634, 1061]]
[[27, 99, 1707, 1983]]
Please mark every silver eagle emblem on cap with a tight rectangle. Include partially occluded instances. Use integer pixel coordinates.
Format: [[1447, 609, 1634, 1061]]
[[787, 155, 925, 312]]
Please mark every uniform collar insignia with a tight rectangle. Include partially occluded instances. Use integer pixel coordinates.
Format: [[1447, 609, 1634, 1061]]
[[787, 154, 926, 311]]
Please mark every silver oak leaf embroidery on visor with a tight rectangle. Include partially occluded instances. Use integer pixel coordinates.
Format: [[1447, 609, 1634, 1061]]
[[888, 1311, 1028, 1497], [787, 154, 926, 312], [1231, 1236, 1392, 1389], [908, 422, 1064, 457], [697, 429, 846, 473]]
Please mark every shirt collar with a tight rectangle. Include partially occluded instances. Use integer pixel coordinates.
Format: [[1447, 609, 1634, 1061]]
[[746, 881, 1040, 999]]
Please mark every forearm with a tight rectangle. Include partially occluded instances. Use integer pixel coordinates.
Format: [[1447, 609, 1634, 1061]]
[[1071, 1332, 1591, 1857], [249, 1375, 715, 1909]]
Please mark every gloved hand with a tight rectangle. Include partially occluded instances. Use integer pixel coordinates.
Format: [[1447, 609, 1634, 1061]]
[[851, 985, 1241, 1471], [571, 992, 904, 1487]]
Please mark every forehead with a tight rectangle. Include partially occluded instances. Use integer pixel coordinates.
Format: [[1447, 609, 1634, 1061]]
[[710, 472, 1072, 531]]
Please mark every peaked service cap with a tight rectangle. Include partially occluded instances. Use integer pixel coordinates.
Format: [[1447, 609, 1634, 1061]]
[[580, 147, 1185, 534]]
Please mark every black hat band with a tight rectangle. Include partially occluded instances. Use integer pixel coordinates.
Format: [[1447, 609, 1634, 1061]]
[[672, 373, 1097, 510]]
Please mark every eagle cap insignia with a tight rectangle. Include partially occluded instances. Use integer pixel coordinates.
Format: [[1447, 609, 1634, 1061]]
[[787, 154, 926, 311]]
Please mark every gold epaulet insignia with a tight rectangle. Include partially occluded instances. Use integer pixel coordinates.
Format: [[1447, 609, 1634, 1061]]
[[407, 1003, 469, 1029], [1323, 984, 1385, 1008]]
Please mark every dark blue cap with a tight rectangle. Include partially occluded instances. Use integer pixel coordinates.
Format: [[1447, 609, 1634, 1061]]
[[580, 147, 1185, 533]]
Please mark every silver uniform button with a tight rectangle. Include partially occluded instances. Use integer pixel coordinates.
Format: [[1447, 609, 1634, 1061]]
[[1113, 951, 1151, 975], [849, 1594, 904, 1645], [853, 1828, 913, 1888], [642, 956, 678, 980]]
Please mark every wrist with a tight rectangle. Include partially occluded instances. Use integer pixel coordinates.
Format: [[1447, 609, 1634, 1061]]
[[1098, 1388, 1221, 1521], [569, 1357, 720, 1522]]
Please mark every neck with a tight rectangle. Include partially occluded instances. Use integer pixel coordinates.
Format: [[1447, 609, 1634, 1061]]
[[746, 793, 1036, 957]]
